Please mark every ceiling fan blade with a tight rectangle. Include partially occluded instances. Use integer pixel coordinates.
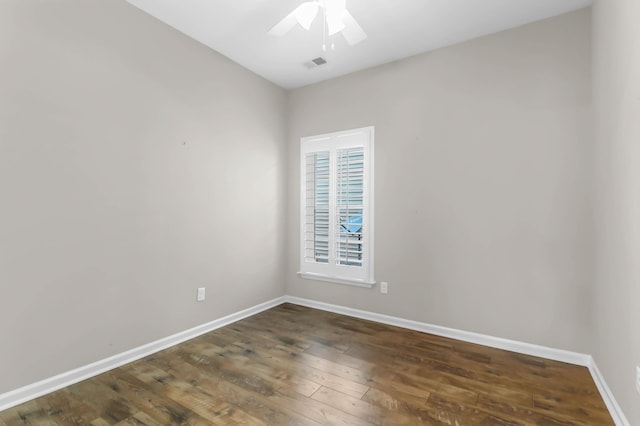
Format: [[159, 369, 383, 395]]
[[268, 9, 298, 36], [326, 12, 346, 35], [294, 2, 319, 30], [341, 9, 367, 45], [324, 0, 346, 35]]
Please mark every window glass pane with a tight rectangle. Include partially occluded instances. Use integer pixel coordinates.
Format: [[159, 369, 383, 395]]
[[337, 207, 363, 266], [336, 147, 364, 267]]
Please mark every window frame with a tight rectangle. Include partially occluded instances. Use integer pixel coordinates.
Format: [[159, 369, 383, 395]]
[[298, 126, 375, 288]]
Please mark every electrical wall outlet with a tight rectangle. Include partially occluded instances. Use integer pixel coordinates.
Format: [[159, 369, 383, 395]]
[[197, 287, 206, 302], [380, 281, 388, 294], [636, 366, 640, 395]]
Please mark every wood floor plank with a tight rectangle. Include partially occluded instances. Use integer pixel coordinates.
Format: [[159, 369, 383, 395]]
[[145, 349, 320, 425], [226, 337, 370, 398], [93, 371, 211, 425], [476, 392, 596, 426], [293, 352, 372, 385], [304, 342, 376, 371], [433, 382, 478, 405], [310, 386, 413, 425], [267, 389, 367, 426], [222, 341, 323, 398], [0, 303, 613, 425], [228, 320, 314, 352], [362, 386, 436, 422], [3, 391, 106, 426]]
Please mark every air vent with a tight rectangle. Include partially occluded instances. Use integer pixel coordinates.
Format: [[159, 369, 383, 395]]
[[303, 56, 328, 69], [312, 57, 327, 65]]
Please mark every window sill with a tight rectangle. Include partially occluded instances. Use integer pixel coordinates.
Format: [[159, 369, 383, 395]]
[[297, 272, 376, 288]]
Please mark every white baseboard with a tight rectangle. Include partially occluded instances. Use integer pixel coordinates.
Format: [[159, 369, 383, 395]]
[[284, 296, 591, 366], [588, 358, 630, 426], [0, 296, 286, 412]]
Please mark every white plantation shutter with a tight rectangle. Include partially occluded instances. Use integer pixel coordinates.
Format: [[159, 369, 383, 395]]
[[304, 151, 330, 264], [299, 127, 374, 286]]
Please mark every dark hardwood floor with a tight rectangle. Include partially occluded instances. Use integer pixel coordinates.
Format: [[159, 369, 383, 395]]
[[0, 303, 613, 425]]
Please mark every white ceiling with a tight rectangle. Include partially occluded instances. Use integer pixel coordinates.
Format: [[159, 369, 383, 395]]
[[125, 0, 592, 90]]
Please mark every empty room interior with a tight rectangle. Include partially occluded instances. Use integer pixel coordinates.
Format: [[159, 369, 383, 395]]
[[0, 0, 638, 424]]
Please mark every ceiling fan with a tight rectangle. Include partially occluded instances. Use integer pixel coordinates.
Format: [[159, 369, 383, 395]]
[[268, 0, 367, 46]]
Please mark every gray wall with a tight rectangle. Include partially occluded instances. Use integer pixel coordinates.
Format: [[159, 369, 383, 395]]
[[0, 0, 287, 394], [593, 0, 640, 423], [286, 10, 593, 353]]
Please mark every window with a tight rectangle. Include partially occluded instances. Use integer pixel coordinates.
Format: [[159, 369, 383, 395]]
[[299, 126, 374, 287]]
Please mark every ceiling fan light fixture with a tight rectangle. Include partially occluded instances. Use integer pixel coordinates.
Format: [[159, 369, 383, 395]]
[[269, 0, 367, 48], [295, 2, 319, 30]]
